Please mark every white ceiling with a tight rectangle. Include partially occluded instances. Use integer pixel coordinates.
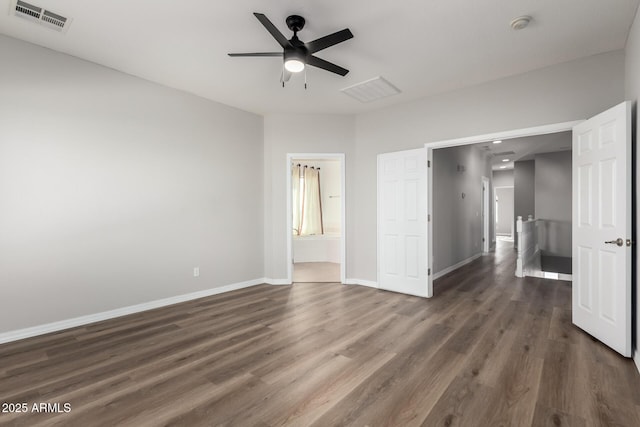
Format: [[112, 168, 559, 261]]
[[1, 0, 638, 115], [476, 132, 572, 170]]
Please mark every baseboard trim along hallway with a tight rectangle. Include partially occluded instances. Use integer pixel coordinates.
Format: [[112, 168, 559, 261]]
[[432, 253, 482, 280]]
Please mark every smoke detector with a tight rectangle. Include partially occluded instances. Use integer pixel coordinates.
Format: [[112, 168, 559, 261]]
[[10, 0, 72, 33], [510, 15, 531, 30]]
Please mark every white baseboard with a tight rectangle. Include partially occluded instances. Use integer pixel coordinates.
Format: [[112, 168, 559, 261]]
[[432, 253, 482, 280], [345, 278, 379, 289], [0, 278, 265, 345], [263, 278, 291, 285], [634, 349, 640, 375]]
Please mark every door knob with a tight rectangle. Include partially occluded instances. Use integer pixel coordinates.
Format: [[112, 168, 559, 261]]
[[604, 238, 624, 246]]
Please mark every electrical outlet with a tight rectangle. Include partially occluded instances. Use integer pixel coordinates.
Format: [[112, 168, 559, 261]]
[[193, 267, 200, 277]]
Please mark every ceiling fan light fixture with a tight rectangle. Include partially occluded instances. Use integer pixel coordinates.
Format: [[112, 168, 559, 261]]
[[284, 58, 305, 73], [284, 48, 306, 73], [228, 13, 352, 79]]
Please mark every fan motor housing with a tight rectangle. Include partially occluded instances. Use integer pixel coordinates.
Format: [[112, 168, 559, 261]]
[[286, 15, 305, 32]]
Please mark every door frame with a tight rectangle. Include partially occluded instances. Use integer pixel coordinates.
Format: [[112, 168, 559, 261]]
[[425, 120, 583, 291], [286, 153, 346, 284]]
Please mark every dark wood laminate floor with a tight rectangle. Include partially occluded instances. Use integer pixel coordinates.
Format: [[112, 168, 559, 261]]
[[1, 242, 639, 426]]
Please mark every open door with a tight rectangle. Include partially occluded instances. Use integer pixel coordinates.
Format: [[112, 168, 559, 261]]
[[572, 101, 632, 357], [377, 148, 430, 297]]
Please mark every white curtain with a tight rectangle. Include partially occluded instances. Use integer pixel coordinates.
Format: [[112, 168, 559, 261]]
[[301, 166, 323, 235], [292, 164, 324, 236], [292, 164, 302, 235]]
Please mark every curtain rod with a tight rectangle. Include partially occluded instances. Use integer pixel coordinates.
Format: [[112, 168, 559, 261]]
[[294, 164, 320, 169]]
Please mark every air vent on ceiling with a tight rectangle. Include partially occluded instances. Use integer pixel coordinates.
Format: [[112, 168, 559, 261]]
[[10, 0, 72, 33], [492, 150, 515, 156], [341, 76, 401, 103]]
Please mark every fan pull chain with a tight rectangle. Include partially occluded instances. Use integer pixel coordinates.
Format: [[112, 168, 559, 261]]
[[304, 68, 307, 90]]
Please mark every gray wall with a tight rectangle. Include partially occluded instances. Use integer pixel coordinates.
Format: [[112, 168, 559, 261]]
[[263, 114, 355, 280], [0, 35, 264, 333], [493, 170, 514, 188], [625, 4, 640, 368], [352, 51, 625, 282], [535, 150, 572, 257], [432, 145, 491, 273], [495, 187, 514, 236], [514, 160, 536, 247]]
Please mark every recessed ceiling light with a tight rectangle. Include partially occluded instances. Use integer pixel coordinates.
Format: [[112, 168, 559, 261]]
[[493, 140, 502, 144], [502, 159, 509, 162], [510, 15, 532, 30], [500, 166, 507, 169]]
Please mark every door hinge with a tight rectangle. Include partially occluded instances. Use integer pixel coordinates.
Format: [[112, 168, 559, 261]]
[[427, 160, 431, 167], [428, 214, 431, 222], [428, 268, 431, 276], [482, 237, 485, 242]]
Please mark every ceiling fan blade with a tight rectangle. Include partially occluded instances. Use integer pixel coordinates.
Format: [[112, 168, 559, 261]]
[[305, 29, 353, 54], [228, 52, 283, 57], [307, 55, 349, 76], [253, 13, 291, 49]]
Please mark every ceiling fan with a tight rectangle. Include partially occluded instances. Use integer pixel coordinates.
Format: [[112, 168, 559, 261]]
[[228, 13, 354, 84]]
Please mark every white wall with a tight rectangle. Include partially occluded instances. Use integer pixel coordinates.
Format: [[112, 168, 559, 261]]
[[432, 145, 492, 273], [535, 150, 572, 257], [263, 115, 355, 280], [353, 51, 625, 282], [0, 35, 264, 333], [514, 160, 536, 220], [492, 170, 514, 188], [625, 3, 640, 369], [495, 187, 514, 236]]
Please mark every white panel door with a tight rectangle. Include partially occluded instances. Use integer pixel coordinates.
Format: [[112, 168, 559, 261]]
[[377, 148, 429, 298], [572, 101, 631, 357]]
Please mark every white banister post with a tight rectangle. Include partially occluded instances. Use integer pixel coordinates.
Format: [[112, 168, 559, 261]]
[[516, 216, 524, 277]]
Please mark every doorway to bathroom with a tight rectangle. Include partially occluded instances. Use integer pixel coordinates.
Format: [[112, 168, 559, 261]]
[[286, 153, 345, 283]]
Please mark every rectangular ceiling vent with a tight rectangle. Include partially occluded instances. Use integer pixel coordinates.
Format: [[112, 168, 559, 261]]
[[341, 76, 401, 103], [11, 0, 72, 33]]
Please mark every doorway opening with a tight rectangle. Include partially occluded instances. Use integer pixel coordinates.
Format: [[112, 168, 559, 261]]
[[286, 153, 346, 284], [426, 121, 581, 295], [495, 185, 515, 243], [431, 133, 573, 282]]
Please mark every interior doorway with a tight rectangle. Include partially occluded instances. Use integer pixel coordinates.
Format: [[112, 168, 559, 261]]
[[425, 121, 581, 296], [286, 153, 346, 284], [494, 186, 514, 241]]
